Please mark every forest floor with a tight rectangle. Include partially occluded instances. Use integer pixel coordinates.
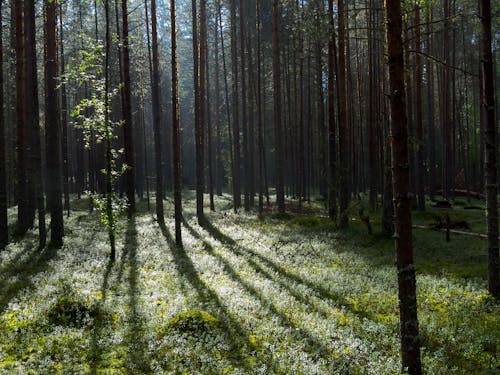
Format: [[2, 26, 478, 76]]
[[0, 193, 498, 374]]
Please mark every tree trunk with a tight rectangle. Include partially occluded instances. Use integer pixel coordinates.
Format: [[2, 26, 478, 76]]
[[150, 0, 164, 224], [385, 0, 422, 373], [479, 0, 499, 297], [59, 4, 70, 216], [414, 4, 425, 211], [193, 0, 204, 222], [121, 0, 135, 216], [104, 0, 116, 261], [214, 8, 223, 197], [272, 0, 285, 213], [25, 0, 46, 248], [426, 8, 437, 199], [230, 0, 241, 211], [44, 0, 64, 246], [337, 0, 349, 228], [0, 0, 7, 249], [171, 0, 182, 245], [327, 0, 336, 220], [14, 0, 29, 235]]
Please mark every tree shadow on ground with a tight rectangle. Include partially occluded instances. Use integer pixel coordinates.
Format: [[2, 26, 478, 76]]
[[123, 217, 150, 372], [0, 243, 59, 313], [89, 256, 114, 375], [184, 218, 340, 362], [158, 220, 259, 369], [198, 218, 374, 322]]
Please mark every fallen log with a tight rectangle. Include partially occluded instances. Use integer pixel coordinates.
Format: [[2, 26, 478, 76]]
[[413, 224, 500, 240], [435, 189, 484, 199]]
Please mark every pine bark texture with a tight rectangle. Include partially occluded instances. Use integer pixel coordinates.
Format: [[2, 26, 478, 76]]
[[150, 0, 164, 224], [172, 0, 182, 245], [121, 0, 136, 215], [272, 0, 285, 213], [385, 0, 422, 373], [45, 0, 64, 246], [479, 0, 499, 297], [0, 0, 7, 249]]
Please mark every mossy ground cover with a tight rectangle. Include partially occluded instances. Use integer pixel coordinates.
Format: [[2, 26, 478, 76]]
[[0, 193, 498, 374]]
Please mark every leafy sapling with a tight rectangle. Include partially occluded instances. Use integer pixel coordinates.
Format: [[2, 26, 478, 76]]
[[62, 35, 128, 260]]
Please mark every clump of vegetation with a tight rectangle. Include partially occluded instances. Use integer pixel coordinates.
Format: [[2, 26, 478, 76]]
[[271, 212, 293, 221], [166, 309, 219, 334], [290, 215, 330, 228], [47, 292, 101, 329]]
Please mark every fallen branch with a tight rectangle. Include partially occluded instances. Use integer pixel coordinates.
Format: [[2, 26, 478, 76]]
[[413, 224, 500, 240]]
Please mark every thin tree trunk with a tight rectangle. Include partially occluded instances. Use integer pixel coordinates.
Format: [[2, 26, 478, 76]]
[[414, 4, 425, 211], [150, 0, 164, 224], [0, 0, 7, 249], [193, 0, 204, 222], [14, 0, 29, 235], [214, 9, 223, 197], [327, 0, 337, 220], [121, 0, 135, 216], [230, 0, 241, 210], [25, 0, 46, 248], [217, 0, 234, 200], [104, 0, 116, 261], [172, 0, 182, 245], [272, 0, 285, 213], [442, 0, 452, 199], [426, 8, 436, 199], [239, 0, 250, 211], [200, 0, 213, 212], [337, 0, 349, 228]]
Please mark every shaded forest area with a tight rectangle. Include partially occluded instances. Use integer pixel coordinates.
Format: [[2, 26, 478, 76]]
[[0, 0, 498, 374]]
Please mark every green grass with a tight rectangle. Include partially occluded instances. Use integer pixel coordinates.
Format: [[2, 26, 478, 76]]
[[0, 193, 498, 374]]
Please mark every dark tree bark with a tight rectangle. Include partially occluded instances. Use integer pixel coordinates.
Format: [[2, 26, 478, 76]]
[[442, 0, 453, 199], [171, 0, 182, 245], [256, 0, 264, 215], [479, 0, 499, 297], [121, 0, 135, 216], [426, 8, 436, 199], [0, 0, 7, 249], [192, 0, 204, 222], [272, 0, 285, 213], [238, 0, 252, 211], [25, 0, 46, 248], [385, 0, 422, 373], [230, 0, 241, 210], [150, 0, 164, 224], [327, 0, 337, 220], [337, 0, 349, 228], [44, 0, 64, 246], [200, 0, 213, 212], [414, 4, 425, 211], [14, 0, 29, 235], [213, 8, 223, 197], [104, 0, 116, 261], [367, 0, 378, 209], [59, 4, 70, 216]]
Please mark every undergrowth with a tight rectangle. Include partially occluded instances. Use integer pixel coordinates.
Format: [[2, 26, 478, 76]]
[[0, 193, 498, 374]]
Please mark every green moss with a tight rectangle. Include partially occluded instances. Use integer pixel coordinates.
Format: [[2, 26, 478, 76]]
[[47, 294, 101, 328], [271, 212, 293, 221], [290, 216, 331, 228], [166, 309, 219, 333]]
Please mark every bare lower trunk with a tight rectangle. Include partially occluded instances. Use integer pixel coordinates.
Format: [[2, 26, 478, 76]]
[[385, 0, 422, 373]]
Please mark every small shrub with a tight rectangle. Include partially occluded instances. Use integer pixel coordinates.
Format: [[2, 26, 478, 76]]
[[47, 295, 100, 328], [166, 310, 219, 333], [271, 212, 293, 221]]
